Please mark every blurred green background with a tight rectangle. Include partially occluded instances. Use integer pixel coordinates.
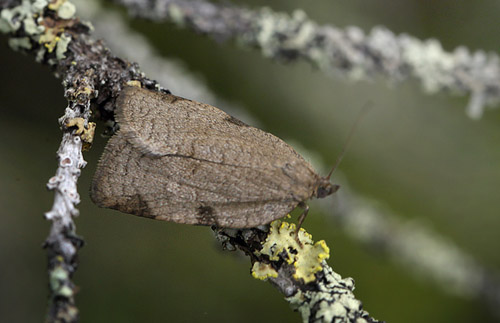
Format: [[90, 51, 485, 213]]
[[1, 0, 500, 322]]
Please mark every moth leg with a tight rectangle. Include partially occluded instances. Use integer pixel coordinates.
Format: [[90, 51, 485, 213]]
[[294, 202, 309, 246]]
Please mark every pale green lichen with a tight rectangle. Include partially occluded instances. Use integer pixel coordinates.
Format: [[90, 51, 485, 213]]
[[35, 46, 46, 62], [255, 8, 315, 59], [286, 265, 363, 322], [50, 263, 68, 281], [56, 33, 71, 59], [48, 0, 76, 19], [255, 8, 279, 57], [8, 37, 31, 50], [253, 220, 330, 283], [0, 6, 24, 32], [23, 15, 45, 35], [49, 257, 75, 298], [402, 37, 456, 94], [168, 4, 185, 27], [0, 0, 48, 33], [327, 301, 347, 319], [57, 1, 76, 19], [0, 0, 74, 61], [57, 284, 74, 297], [283, 10, 315, 49]]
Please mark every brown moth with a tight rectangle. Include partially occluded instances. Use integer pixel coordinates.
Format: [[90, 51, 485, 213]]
[[91, 86, 338, 228]]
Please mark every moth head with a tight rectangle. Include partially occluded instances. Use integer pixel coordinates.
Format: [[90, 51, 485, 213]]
[[315, 177, 340, 199]]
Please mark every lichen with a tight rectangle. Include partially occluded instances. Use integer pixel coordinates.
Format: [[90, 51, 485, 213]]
[[0, 0, 49, 33], [50, 264, 74, 297], [286, 265, 364, 322], [0, 5, 28, 33], [65, 117, 96, 151], [251, 262, 278, 280], [23, 16, 44, 35], [0, 0, 75, 62], [57, 1, 76, 20], [48, 0, 66, 10], [126, 80, 142, 88], [39, 28, 60, 52], [35, 46, 46, 62], [168, 4, 185, 27], [56, 33, 71, 59], [253, 219, 330, 284], [8, 37, 31, 50]]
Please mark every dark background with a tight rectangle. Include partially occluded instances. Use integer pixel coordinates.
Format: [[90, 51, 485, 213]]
[[1, 0, 500, 322]]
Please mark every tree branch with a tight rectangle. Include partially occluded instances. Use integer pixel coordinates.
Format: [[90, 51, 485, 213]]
[[115, 0, 500, 119], [0, 0, 159, 321], [43, 115, 90, 322]]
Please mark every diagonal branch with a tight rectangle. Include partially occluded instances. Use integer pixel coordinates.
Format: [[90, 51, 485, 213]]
[[115, 0, 500, 119]]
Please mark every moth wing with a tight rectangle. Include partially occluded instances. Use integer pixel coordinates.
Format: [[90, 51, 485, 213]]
[[92, 86, 322, 228], [116, 87, 311, 170], [91, 134, 299, 227]]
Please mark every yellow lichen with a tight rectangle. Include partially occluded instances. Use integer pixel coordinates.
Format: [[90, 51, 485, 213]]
[[126, 80, 142, 88], [294, 240, 330, 282], [75, 86, 92, 97], [48, 0, 66, 11], [39, 28, 61, 52], [251, 262, 278, 280], [254, 219, 330, 283], [65, 118, 96, 151]]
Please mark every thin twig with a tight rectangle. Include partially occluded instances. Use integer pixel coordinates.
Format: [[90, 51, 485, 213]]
[[43, 108, 91, 322], [115, 0, 500, 118], [0, 0, 158, 320]]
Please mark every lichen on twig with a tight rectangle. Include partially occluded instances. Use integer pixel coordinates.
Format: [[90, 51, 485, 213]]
[[0, 0, 157, 321], [115, 0, 500, 119], [216, 221, 380, 323]]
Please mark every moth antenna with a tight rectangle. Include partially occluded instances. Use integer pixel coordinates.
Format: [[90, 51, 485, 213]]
[[326, 102, 372, 180]]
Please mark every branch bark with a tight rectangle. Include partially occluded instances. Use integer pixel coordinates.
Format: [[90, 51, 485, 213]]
[[115, 0, 500, 119], [43, 116, 89, 322]]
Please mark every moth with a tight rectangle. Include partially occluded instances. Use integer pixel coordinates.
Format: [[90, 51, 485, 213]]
[[91, 86, 338, 228]]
